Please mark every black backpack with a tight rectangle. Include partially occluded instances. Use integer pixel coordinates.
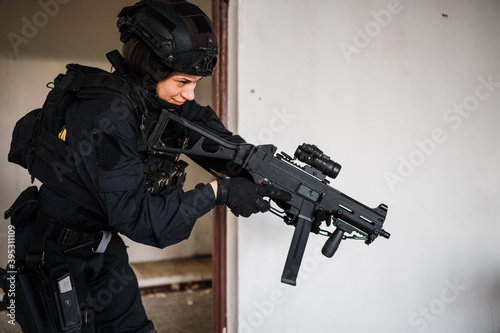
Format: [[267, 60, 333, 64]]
[[8, 56, 143, 216]]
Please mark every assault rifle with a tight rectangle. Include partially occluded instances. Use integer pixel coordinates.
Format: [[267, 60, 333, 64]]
[[150, 110, 391, 286]]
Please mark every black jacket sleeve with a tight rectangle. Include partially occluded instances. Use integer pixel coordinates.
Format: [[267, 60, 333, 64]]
[[65, 98, 216, 248]]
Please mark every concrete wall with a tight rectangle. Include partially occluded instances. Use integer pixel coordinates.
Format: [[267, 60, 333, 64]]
[[231, 0, 500, 332], [0, 0, 214, 265]]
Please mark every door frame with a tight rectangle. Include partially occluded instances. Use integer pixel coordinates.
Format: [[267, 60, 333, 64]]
[[212, 0, 230, 332]]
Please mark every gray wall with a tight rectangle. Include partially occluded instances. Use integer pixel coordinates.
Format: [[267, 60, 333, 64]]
[[232, 0, 500, 332]]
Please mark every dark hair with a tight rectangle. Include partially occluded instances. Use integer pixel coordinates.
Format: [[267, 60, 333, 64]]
[[122, 36, 173, 87]]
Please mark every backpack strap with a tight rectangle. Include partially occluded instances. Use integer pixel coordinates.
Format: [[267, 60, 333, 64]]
[[106, 49, 151, 151]]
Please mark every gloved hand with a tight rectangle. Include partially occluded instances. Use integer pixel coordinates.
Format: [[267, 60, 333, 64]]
[[216, 178, 292, 217], [311, 209, 333, 234]]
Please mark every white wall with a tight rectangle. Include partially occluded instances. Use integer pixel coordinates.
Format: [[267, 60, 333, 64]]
[[227, 1, 241, 331], [0, 0, 214, 266], [232, 0, 500, 332]]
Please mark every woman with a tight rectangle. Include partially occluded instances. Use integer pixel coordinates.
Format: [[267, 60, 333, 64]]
[[11, 1, 289, 332]]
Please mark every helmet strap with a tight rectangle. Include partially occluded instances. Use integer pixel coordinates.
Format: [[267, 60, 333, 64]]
[[145, 63, 172, 93]]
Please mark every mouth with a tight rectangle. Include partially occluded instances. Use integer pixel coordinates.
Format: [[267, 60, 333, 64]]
[[171, 99, 185, 105]]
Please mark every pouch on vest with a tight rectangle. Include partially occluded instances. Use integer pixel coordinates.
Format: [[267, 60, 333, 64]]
[[8, 108, 41, 169], [4, 186, 39, 232]]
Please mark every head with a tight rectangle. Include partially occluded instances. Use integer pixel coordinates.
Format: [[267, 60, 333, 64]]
[[118, 0, 218, 103]]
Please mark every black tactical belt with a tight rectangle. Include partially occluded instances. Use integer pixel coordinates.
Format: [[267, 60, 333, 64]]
[[44, 221, 114, 254], [27, 211, 113, 268]]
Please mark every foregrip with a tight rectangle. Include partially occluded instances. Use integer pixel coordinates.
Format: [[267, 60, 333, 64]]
[[321, 228, 345, 258]]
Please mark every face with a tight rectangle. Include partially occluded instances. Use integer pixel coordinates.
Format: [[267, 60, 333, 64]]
[[155, 72, 202, 106]]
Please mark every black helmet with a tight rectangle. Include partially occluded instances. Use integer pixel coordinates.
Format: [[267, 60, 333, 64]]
[[117, 0, 218, 77]]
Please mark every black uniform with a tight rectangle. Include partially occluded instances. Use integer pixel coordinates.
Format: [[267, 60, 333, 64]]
[[15, 59, 243, 332]]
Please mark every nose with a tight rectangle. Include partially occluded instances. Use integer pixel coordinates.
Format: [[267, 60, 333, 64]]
[[181, 85, 195, 101]]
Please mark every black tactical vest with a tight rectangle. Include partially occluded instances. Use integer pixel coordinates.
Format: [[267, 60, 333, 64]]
[[8, 49, 192, 218], [8, 61, 148, 216]]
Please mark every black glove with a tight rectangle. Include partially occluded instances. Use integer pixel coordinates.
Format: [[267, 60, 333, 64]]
[[216, 178, 292, 217]]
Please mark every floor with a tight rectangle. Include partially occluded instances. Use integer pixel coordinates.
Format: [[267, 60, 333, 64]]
[[130, 256, 212, 288], [0, 256, 213, 333], [133, 256, 214, 333], [141, 286, 213, 333]]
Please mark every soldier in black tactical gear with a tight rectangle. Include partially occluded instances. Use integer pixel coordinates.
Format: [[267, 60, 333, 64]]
[[3, 1, 290, 332]]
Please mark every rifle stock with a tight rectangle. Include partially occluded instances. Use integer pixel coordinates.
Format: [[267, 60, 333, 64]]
[[152, 110, 391, 285]]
